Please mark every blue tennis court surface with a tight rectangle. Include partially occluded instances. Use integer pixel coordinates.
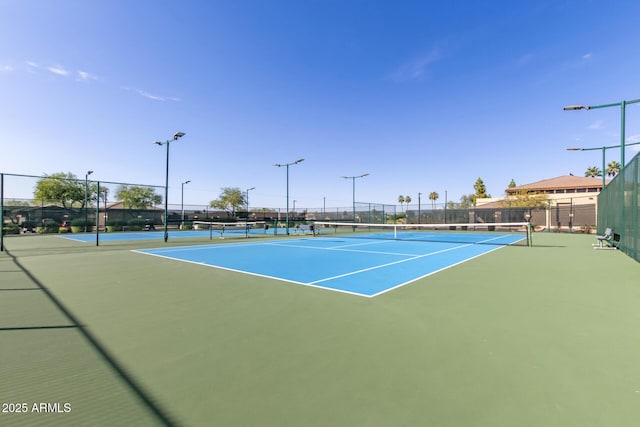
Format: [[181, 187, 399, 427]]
[[134, 233, 524, 297]]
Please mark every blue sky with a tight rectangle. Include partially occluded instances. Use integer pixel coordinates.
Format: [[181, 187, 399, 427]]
[[2, 0, 640, 210]]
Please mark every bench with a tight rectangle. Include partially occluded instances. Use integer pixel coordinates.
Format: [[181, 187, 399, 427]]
[[593, 227, 620, 250]]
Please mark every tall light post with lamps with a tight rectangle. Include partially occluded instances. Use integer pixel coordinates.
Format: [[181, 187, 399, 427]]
[[181, 180, 190, 229], [566, 141, 640, 189], [245, 187, 255, 217], [564, 99, 640, 234], [245, 187, 255, 237], [564, 99, 640, 168], [154, 132, 186, 242], [274, 158, 304, 235], [341, 173, 369, 223], [84, 170, 93, 232]]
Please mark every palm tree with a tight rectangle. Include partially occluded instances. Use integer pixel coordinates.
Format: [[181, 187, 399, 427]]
[[398, 195, 405, 212], [584, 166, 602, 178], [429, 191, 439, 208], [606, 161, 621, 177], [405, 195, 412, 207]]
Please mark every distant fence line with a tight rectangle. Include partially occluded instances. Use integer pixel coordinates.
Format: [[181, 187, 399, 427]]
[[2, 197, 596, 233], [1, 172, 597, 238]]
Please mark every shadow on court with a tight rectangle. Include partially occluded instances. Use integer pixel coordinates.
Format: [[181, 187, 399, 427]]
[[0, 248, 179, 427]]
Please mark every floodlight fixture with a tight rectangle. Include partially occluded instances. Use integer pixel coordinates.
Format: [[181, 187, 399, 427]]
[[563, 105, 590, 111]]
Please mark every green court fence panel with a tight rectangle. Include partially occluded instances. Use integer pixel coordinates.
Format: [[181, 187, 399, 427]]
[[597, 150, 640, 262]]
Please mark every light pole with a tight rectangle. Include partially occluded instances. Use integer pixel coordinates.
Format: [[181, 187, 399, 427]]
[[418, 192, 422, 224], [274, 158, 304, 235], [564, 99, 640, 169], [566, 141, 640, 189], [181, 180, 190, 229], [154, 132, 186, 242], [565, 99, 640, 234], [341, 173, 369, 223], [245, 187, 255, 219], [84, 170, 93, 232], [245, 187, 255, 237]]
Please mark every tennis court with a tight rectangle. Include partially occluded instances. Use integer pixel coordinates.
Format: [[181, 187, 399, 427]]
[[134, 230, 525, 297], [2, 231, 640, 427], [58, 221, 279, 243]]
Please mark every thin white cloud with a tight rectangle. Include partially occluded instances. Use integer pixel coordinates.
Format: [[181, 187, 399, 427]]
[[583, 52, 592, 60], [587, 120, 604, 130], [1, 65, 13, 72], [25, 61, 39, 73], [390, 49, 441, 82], [47, 65, 69, 76], [77, 70, 98, 81], [121, 86, 180, 102], [140, 91, 165, 101]]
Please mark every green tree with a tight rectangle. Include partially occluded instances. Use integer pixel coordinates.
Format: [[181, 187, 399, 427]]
[[584, 166, 602, 178], [473, 177, 491, 199], [398, 195, 405, 212], [428, 191, 439, 208], [606, 161, 621, 177], [405, 195, 412, 206], [210, 187, 246, 216], [500, 190, 548, 208], [459, 194, 474, 209], [116, 185, 162, 209], [508, 179, 516, 189], [34, 172, 85, 210]]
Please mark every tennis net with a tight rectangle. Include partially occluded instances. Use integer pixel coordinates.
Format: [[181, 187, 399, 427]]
[[312, 221, 532, 246], [192, 221, 268, 238]]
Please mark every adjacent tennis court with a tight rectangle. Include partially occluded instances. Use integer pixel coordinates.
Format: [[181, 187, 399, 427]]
[[58, 221, 280, 243], [134, 230, 525, 297]]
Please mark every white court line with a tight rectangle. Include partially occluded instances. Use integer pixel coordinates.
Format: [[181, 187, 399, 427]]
[[132, 250, 373, 298], [265, 241, 422, 257], [369, 244, 507, 297], [309, 243, 475, 285]]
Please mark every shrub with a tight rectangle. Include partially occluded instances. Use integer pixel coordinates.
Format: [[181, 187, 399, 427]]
[[2, 224, 21, 235], [71, 218, 95, 227], [40, 221, 60, 234], [127, 218, 146, 231], [106, 219, 126, 232]]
